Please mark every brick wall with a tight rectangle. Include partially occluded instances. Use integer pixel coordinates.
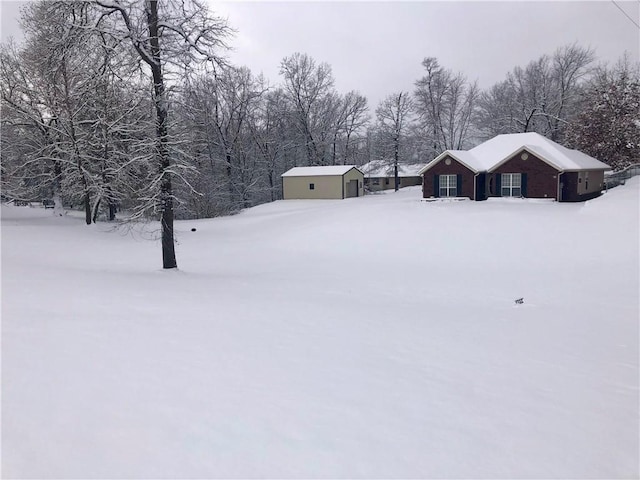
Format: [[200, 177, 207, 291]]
[[490, 150, 560, 200], [423, 156, 476, 199]]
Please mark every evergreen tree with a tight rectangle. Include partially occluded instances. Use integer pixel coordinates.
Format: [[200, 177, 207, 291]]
[[566, 56, 640, 171]]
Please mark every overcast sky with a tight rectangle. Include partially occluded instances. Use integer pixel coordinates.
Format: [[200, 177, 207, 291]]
[[1, 1, 638, 107]]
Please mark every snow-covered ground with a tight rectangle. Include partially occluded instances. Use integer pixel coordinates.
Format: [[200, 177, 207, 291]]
[[2, 181, 638, 479]]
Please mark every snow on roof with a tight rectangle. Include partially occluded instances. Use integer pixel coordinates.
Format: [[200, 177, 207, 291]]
[[281, 165, 361, 177], [470, 132, 610, 172], [420, 132, 610, 174], [418, 150, 493, 175], [360, 160, 427, 178], [450, 150, 496, 172]]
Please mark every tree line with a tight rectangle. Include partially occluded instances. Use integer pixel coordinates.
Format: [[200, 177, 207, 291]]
[[1, 1, 638, 268]]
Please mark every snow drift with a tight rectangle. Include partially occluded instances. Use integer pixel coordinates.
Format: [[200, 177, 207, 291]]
[[2, 181, 638, 478]]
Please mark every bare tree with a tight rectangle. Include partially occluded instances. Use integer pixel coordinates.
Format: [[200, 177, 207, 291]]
[[249, 87, 295, 201], [178, 66, 268, 216], [545, 44, 596, 141], [1, 39, 61, 208], [376, 92, 414, 191], [476, 80, 518, 138], [333, 91, 369, 165], [1, 1, 113, 223], [279, 52, 336, 166], [94, 0, 232, 268], [477, 44, 595, 142], [414, 57, 478, 157], [511, 58, 550, 133]]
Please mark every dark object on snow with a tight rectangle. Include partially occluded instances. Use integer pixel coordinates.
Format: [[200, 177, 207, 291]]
[[191, 228, 197, 232], [514, 298, 524, 305], [42, 199, 55, 209]]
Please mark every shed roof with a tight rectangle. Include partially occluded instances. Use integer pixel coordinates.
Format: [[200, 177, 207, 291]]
[[281, 165, 361, 177]]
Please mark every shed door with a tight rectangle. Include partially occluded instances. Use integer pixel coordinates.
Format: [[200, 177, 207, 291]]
[[347, 179, 358, 198]]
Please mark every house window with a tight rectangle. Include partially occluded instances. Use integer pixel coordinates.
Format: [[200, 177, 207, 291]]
[[439, 174, 457, 197], [309, 183, 315, 190], [373, 179, 380, 185], [501, 173, 521, 197], [385, 178, 389, 185]]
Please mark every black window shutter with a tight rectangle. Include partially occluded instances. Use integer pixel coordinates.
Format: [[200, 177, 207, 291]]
[[521, 173, 528, 197], [433, 175, 440, 197], [495, 174, 502, 196], [456, 174, 462, 197]]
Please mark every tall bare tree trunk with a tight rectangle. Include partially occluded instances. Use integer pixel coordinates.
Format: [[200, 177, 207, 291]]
[[147, 0, 177, 269]]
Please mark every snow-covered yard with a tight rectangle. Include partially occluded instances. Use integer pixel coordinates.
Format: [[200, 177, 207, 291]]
[[2, 181, 638, 478]]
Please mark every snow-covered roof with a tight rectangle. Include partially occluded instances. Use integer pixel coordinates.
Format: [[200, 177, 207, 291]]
[[419, 132, 611, 174], [281, 165, 361, 177], [418, 150, 494, 175], [360, 160, 427, 178], [471, 132, 610, 172], [452, 150, 497, 172]]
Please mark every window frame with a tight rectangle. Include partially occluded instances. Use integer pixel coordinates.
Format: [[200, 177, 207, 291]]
[[439, 174, 457, 197], [501, 173, 522, 197]]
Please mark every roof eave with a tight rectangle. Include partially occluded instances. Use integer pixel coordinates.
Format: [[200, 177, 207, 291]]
[[560, 166, 612, 172], [418, 151, 481, 175], [487, 145, 562, 173]]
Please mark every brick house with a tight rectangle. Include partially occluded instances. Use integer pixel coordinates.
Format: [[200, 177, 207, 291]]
[[419, 133, 611, 202]]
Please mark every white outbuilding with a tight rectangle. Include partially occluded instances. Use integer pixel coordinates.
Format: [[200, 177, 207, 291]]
[[281, 166, 364, 200]]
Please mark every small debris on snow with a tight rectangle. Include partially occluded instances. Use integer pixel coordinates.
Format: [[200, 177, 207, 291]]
[[514, 298, 524, 305], [191, 228, 197, 232]]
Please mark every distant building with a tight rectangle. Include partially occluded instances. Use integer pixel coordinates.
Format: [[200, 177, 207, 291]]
[[360, 160, 426, 192], [419, 132, 611, 202], [281, 166, 364, 200]]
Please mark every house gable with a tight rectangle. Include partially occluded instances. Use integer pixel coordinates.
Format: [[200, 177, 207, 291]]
[[489, 149, 560, 199], [423, 154, 477, 199], [488, 146, 563, 174], [419, 151, 482, 175]]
